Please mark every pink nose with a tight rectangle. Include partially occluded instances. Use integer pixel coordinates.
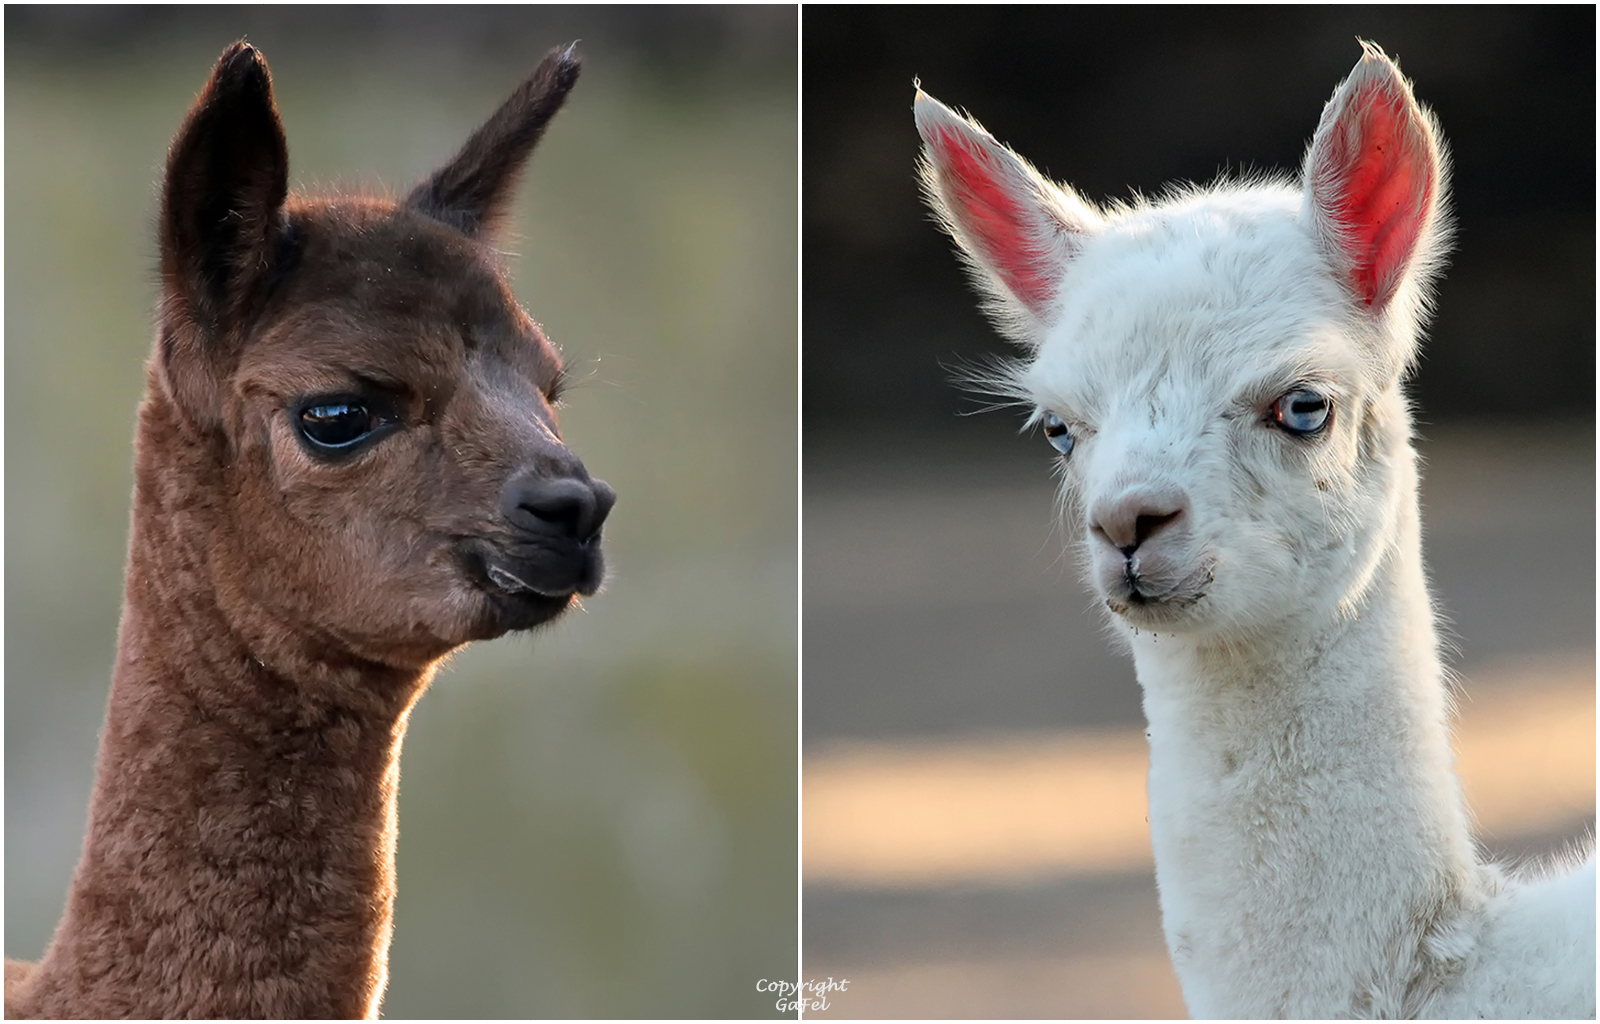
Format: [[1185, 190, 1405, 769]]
[[1089, 486, 1189, 555]]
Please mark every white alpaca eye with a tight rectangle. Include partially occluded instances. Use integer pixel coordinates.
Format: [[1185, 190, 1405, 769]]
[[1041, 411, 1074, 455], [1272, 390, 1331, 435]]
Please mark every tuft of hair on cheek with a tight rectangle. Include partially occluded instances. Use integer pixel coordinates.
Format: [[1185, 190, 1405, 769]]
[[543, 363, 570, 406], [1053, 462, 1088, 527], [1052, 475, 1095, 594]]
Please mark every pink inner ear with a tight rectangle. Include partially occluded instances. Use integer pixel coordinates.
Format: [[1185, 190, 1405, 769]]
[[931, 126, 1054, 314], [1325, 82, 1432, 308]]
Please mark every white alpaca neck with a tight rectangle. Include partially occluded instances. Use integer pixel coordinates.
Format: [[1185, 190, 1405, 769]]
[[1132, 444, 1488, 1018]]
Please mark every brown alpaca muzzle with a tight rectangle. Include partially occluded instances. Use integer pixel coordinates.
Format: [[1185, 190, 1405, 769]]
[[472, 469, 615, 624]]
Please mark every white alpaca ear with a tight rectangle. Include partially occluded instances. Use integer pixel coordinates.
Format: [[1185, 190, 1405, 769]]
[[916, 89, 1101, 341], [1303, 43, 1447, 317]]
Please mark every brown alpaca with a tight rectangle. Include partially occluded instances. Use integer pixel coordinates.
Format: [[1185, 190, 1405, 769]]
[[4, 41, 613, 1019]]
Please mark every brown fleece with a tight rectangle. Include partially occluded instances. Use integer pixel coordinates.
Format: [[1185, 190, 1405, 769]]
[[7, 41, 614, 1019]]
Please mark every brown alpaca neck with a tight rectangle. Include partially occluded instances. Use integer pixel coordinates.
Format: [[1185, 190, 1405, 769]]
[[12, 392, 431, 1020]]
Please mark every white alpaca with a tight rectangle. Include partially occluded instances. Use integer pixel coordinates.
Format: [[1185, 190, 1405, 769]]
[[915, 43, 1595, 1018]]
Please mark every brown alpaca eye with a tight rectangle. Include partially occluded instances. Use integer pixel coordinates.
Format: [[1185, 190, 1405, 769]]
[[299, 401, 378, 449]]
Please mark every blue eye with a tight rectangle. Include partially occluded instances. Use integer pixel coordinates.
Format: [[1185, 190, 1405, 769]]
[[1041, 411, 1074, 456], [1272, 389, 1331, 435]]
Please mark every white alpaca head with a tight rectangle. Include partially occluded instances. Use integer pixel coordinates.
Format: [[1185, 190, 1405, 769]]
[[916, 43, 1448, 640]]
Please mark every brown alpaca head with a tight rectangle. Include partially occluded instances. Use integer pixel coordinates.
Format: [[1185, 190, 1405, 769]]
[[151, 41, 614, 672]]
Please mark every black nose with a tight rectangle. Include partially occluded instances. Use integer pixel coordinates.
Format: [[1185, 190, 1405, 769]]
[[503, 472, 615, 541]]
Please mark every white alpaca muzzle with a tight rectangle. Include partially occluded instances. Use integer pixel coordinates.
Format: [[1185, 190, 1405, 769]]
[[1087, 483, 1213, 620]]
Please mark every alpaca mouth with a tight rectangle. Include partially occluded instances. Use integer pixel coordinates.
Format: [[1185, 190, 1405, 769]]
[[470, 539, 605, 606], [1104, 559, 1215, 617], [459, 544, 599, 636], [486, 563, 575, 598]]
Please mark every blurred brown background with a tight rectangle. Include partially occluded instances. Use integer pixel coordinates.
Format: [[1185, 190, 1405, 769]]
[[801, 7, 1594, 1019], [6, 6, 797, 1018]]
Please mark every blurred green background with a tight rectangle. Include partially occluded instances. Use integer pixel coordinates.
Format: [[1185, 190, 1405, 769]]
[[6, 7, 797, 1018]]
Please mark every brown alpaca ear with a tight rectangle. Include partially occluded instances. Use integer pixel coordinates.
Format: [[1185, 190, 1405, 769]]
[[161, 41, 289, 332], [158, 41, 289, 426], [406, 44, 580, 238]]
